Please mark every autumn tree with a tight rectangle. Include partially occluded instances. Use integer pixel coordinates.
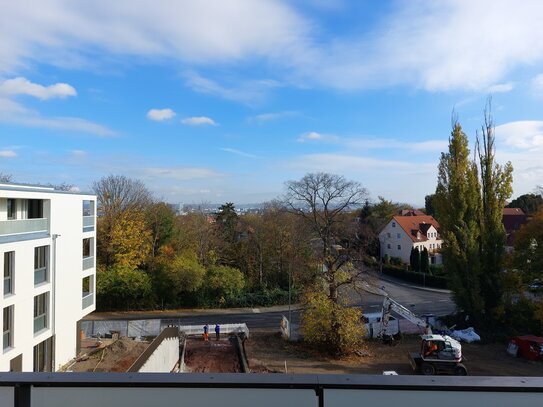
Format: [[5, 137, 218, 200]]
[[283, 173, 368, 302], [507, 193, 543, 216], [512, 209, 543, 283], [146, 202, 176, 257], [283, 172, 368, 354], [104, 209, 152, 269], [93, 174, 153, 217]]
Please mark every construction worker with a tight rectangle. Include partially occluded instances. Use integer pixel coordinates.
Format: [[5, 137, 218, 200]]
[[425, 340, 438, 357], [215, 324, 220, 341], [203, 324, 209, 342]]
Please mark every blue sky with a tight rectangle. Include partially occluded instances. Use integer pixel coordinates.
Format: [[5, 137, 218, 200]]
[[1, 0, 543, 206]]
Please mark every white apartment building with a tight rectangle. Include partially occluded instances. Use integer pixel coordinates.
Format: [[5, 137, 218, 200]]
[[379, 215, 443, 266], [0, 183, 96, 372]]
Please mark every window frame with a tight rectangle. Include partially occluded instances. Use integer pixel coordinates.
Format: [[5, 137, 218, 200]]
[[34, 246, 49, 285], [33, 293, 48, 333], [3, 305, 13, 350], [3, 251, 14, 296]]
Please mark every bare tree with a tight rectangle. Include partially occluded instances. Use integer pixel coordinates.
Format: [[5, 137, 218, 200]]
[[283, 172, 368, 302], [92, 175, 153, 216], [0, 173, 13, 183]]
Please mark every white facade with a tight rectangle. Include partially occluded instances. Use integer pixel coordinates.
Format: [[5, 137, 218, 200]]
[[379, 216, 443, 265], [0, 183, 96, 372]]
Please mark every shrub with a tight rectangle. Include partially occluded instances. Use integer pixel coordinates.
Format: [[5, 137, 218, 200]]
[[382, 264, 448, 289]]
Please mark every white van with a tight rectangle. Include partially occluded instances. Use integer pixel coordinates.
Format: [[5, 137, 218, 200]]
[[362, 312, 399, 338]]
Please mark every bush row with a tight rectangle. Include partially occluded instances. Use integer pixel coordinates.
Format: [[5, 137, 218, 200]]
[[381, 264, 448, 289]]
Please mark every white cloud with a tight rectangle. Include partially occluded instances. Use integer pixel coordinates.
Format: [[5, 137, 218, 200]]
[[220, 147, 256, 158], [297, 131, 338, 143], [147, 108, 176, 121], [0, 150, 17, 157], [181, 116, 217, 126], [70, 149, 86, 157], [1, 1, 543, 94], [0, 0, 308, 71], [0, 77, 76, 99], [495, 121, 543, 150]]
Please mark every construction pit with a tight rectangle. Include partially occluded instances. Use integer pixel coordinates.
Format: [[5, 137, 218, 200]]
[[183, 337, 242, 373]]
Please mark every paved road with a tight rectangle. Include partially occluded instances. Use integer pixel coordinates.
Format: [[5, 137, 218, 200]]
[[87, 274, 456, 331]]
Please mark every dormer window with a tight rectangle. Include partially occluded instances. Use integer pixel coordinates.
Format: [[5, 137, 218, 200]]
[[392, 222, 396, 227]]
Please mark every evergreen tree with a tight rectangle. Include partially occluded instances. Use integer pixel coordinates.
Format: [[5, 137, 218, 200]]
[[476, 104, 513, 315], [420, 247, 429, 274], [410, 247, 421, 273], [434, 122, 484, 317]]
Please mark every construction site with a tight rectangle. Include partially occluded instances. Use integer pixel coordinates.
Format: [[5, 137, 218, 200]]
[[64, 328, 543, 376]]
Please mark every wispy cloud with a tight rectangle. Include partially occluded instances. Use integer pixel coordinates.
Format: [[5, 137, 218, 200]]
[[185, 72, 280, 104], [248, 111, 299, 123], [297, 131, 447, 153], [0, 98, 116, 136], [181, 116, 217, 126], [139, 166, 224, 181], [0, 149, 17, 157], [147, 108, 176, 121], [0, 77, 76, 99], [531, 73, 543, 94], [220, 147, 256, 158]]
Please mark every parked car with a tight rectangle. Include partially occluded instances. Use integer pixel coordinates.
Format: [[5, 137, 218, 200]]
[[508, 335, 543, 361]]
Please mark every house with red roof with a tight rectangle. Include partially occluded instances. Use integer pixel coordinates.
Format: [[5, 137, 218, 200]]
[[379, 215, 443, 265], [502, 207, 527, 250]]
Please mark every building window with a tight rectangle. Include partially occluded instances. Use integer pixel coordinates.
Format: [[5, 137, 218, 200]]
[[397, 245, 401, 250], [7, 199, 16, 220], [33, 337, 53, 372], [33, 293, 48, 333], [27, 199, 43, 219], [3, 306, 13, 350], [392, 222, 396, 227], [397, 233, 401, 238], [4, 251, 14, 295], [387, 244, 391, 249], [387, 233, 391, 238], [34, 246, 49, 285]]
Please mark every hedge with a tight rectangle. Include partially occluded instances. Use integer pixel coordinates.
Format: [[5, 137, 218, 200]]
[[382, 265, 448, 289]]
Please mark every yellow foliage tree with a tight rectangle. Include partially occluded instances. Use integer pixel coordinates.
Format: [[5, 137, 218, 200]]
[[107, 210, 152, 269], [300, 288, 365, 355]]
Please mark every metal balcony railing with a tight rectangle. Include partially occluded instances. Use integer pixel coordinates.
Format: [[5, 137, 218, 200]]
[[0, 218, 48, 236]]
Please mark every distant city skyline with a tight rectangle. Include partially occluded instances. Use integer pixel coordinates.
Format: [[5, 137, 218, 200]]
[[1, 1, 543, 205]]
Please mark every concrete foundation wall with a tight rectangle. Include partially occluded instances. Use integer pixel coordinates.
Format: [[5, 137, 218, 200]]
[[139, 336, 179, 373]]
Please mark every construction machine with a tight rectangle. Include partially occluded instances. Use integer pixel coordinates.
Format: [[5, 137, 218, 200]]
[[377, 296, 432, 340], [408, 334, 467, 375]]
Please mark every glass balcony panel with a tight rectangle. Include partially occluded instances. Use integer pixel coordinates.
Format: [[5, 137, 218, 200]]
[[0, 218, 48, 236], [82, 256, 94, 270], [82, 294, 94, 309], [82, 216, 94, 232]]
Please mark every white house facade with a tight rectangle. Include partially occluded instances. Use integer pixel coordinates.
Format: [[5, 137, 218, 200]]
[[0, 183, 96, 372], [379, 215, 443, 266]]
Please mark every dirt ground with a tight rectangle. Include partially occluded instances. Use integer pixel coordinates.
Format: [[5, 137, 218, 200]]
[[184, 338, 241, 373], [65, 337, 149, 372], [245, 332, 543, 376]]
